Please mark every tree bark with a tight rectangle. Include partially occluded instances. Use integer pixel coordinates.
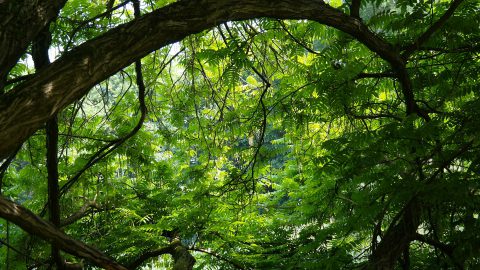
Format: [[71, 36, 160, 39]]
[[0, 0, 403, 161], [0, 196, 128, 270], [365, 200, 421, 270], [46, 115, 63, 269], [0, 0, 66, 89]]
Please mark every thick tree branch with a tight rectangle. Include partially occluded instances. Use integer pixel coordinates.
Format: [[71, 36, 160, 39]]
[[0, 0, 404, 160], [60, 200, 109, 227], [126, 239, 195, 270], [0, 0, 66, 89], [395, 67, 427, 118], [61, 202, 93, 227], [126, 245, 173, 269], [402, 0, 465, 59], [413, 233, 464, 268], [0, 196, 128, 270], [396, 0, 465, 119], [171, 240, 196, 270], [413, 233, 453, 257]]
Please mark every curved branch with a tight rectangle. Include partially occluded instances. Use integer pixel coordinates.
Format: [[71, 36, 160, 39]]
[[58, 57, 147, 197], [55, 0, 148, 200], [0, 0, 66, 89], [60, 200, 113, 227], [126, 239, 195, 270], [0, 0, 404, 160], [0, 196, 128, 270], [65, 0, 133, 50], [0, 146, 21, 194], [277, 20, 320, 55], [413, 233, 453, 256], [413, 233, 464, 269], [126, 245, 173, 270], [5, 74, 35, 86], [190, 248, 246, 270], [403, 0, 465, 59]]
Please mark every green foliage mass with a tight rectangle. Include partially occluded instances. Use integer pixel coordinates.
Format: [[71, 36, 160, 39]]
[[1, 0, 479, 269]]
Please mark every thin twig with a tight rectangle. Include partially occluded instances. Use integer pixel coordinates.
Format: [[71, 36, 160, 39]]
[[403, 0, 465, 59]]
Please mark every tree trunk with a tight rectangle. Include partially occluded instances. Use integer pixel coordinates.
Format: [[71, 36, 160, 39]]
[[32, 23, 65, 270], [365, 198, 421, 269]]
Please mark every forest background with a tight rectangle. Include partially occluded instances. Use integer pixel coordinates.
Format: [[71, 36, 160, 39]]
[[0, 0, 479, 269]]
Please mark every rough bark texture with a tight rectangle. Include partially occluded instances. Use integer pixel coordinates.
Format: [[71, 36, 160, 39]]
[[0, 0, 401, 161], [0, 0, 66, 88], [0, 196, 128, 270], [365, 200, 421, 270]]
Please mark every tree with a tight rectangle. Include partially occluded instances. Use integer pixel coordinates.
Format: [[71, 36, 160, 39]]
[[0, 0, 479, 269]]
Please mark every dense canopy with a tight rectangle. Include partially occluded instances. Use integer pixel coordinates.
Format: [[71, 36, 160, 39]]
[[0, 0, 479, 269]]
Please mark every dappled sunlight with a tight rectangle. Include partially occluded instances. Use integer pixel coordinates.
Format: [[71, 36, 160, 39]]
[[0, 0, 478, 269]]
